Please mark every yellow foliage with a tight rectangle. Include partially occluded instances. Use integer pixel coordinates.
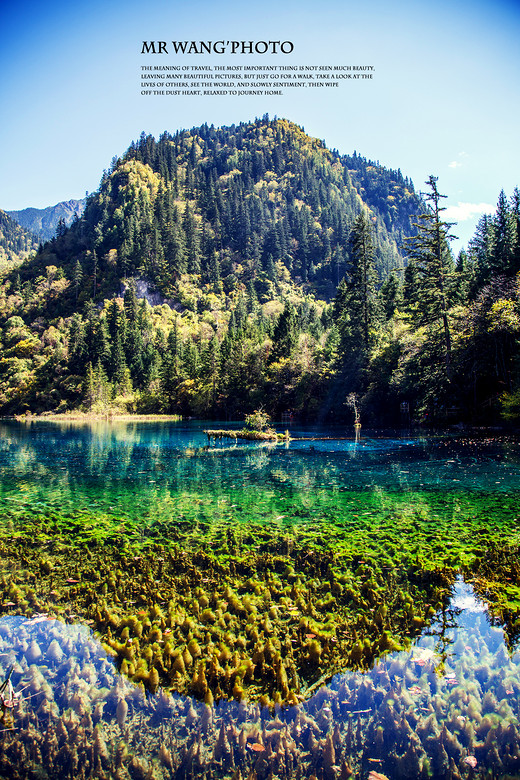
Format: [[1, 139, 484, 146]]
[[262, 300, 284, 319], [4, 338, 40, 358], [113, 160, 161, 202], [488, 299, 520, 333]]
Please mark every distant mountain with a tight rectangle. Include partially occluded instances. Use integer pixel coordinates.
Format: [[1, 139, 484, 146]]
[[0, 209, 38, 271], [7, 199, 87, 242]]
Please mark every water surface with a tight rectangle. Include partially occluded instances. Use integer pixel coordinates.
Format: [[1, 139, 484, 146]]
[[1, 419, 520, 778]]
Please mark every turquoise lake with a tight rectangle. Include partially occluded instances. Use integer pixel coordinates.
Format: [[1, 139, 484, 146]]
[[0, 419, 519, 779]]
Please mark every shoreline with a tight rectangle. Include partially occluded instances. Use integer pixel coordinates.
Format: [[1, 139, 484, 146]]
[[9, 412, 183, 422], [2, 412, 518, 438]]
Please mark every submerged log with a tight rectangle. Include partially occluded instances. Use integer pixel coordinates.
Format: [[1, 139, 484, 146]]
[[204, 428, 290, 442]]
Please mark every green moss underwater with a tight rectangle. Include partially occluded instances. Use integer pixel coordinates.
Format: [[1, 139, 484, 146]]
[[2, 479, 520, 707], [1, 422, 520, 778]]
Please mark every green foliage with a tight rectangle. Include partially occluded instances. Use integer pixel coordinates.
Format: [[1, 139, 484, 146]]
[[345, 212, 379, 353], [0, 209, 38, 271], [0, 117, 518, 425], [405, 176, 456, 381], [500, 389, 520, 421], [244, 409, 271, 431], [5, 118, 418, 314], [83, 362, 111, 412]]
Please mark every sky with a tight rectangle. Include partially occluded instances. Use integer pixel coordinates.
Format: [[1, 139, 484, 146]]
[[1, 0, 519, 251]]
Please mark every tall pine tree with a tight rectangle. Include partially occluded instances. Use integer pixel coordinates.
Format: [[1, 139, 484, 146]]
[[406, 176, 456, 380], [345, 212, 378, 353]]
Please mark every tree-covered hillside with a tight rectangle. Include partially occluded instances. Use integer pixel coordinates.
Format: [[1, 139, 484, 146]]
[[0, 118, 518, 425], [10, 118, 419, 314], [0, 210, 38, 272]]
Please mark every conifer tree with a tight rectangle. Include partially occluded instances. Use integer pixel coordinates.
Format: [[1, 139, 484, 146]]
[[72, 259, 83, 304], [68, 314, 86, 373], [111, 331, 129, 392], [380, 271, 402, 320], [203, 333, 221, 411], [492, 189, 513, 275], [123, 280, 139, 323], [160, 319, 182, 407], [84, 362, 95, 411], [454, 249, 472, 303], [406, 176, 456, 379], [55, 217, 67, 238], [272, 302, 299, 360], [468, 214, 494, 292], [401, 258, 420, 313], [106, 298, 121, 342], [90, 250, 98, 298], [511, 187, 520, 275], [92, 318, 111, 369], [346, 212, 379, 352], [183, 203, 201, 274]]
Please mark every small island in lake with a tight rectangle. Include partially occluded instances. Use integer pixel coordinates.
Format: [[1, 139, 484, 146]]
[[205, 409, 291, 442]]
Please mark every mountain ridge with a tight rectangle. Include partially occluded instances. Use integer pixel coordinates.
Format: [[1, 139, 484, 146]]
[[2, 117, 516, 425], [12, 118, 421, 315], [0, 209, 39, 271], [7, 198, 87, 242]]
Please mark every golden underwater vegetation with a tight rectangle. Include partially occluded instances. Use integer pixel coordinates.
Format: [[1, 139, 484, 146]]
[[1, 580, 520, 780], [0, 512, 455, 709], [2, 481, 520, 710], [1, 501, 520, 711]]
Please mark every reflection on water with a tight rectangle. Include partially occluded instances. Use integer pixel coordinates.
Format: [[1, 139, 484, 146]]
[[1, 421, 520, 776], [0, 420, 519, 531], [1, 420, 520, 491], [1, 581, 519, 779]]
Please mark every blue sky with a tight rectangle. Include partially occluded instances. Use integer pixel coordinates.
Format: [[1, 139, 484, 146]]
[[1, 0, 519, 250]]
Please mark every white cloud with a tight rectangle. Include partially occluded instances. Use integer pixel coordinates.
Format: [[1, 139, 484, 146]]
[[444, 202, 495, 221], [448, 152, 468, 169]]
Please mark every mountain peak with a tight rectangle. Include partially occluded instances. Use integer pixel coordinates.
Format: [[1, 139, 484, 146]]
[[7, 198, 87, 242]]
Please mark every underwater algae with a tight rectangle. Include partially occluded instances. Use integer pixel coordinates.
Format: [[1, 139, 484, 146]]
[[1, 484, 520, 708], [1, 582, 520, 780], [0, 504, 455, 708]]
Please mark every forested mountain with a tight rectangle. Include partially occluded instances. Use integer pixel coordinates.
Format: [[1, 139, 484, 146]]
[[0, 118, 519, 425], [0, 210, 38, 271], [9, 118, 418, 312], [7, 199, 86, 242]]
